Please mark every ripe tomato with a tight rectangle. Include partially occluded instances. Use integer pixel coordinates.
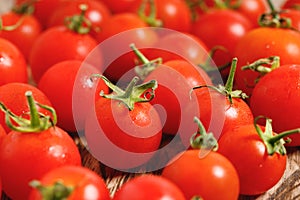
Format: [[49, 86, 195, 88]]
[[0, 91, 81, 200], [29, 165, 110, 200], [279, 8, 300, 31], [99, 0, 139, 14], [0, 83, 52, 133], [143, 59, 212, 135], [84, 76, 162, 170], [47, 0, 111, 39], [16, 0, 65, 28], [29, 25, 99, 83], [218, 121, 288, 195], [233, 27, 300, 96], [161, 149, 240, 200], [0, 37, 28, 86], [250, 64, 300, 146], [113, 175, 185, 200], [0, 11, 42, 59], [128, 0, 192, 32], [95, 12, 148, 43], [282, 0, 300, 9], [192, 9, 253, 75], [38, 60, 109, 133]]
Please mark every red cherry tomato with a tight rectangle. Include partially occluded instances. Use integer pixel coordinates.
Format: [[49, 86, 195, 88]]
[[0, 12, 42, 59], [16, 0, 65, 28], [279, 8, 300, 31], [218, 123, 287, 195], [95, 12, 148, 43], [29, 25, 99, 83], [162, 149, 240, 200], [29, 165, 110, 200], [129, 0, 192, 32], [99, 0, 139, 14], [0, 83, 52, 133], [38, 60, 109, 133], [192, 9, 253, 75], [47, 0, 111, 39], [250, 64, 300, 146], [113, 175, 186, 200], [0, 38, 28, 86], [233, 27, 300, 96], [84, 77, 162, 170]]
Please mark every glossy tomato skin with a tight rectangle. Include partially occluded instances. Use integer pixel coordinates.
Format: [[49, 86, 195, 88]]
[[192, 9, 253, 74], [47, 0, 111, 39], [16, 0, 65, 28], [85, 97, 162, 169], [161, 149, 240, 200], [0, 127, 82, 200], [99, 0, 139, 13], [0, 83, 52, 133], [250, 64, 300, 146], [0, 38, 28, 86], [282, 0, 300, 9], [113, 175, 185, 200], [218, 124, 287, 195], [129, 0, 192, 32], [29, 165, 110, 200], [0, 12, 42, 60], [29, 26, 99, 83], [144, 59, 212, 135], [95, 12, 148, 43], [234, 27, 300, 96], [38, 60, 109, 133]]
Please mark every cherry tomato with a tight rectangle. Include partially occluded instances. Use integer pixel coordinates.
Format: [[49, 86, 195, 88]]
[[95, 12, 148, 43], [29, 165, 110, 200], [282, 0, 300, 9], [0, 11, 42, 59], [84, 76, 162, 170], [47, 0, 111, 39], [143, 59, 212, 135], [218, 122, 287, 195], [99, 0, 139, 14], [161, 149, 240, 200], [29, 25, 99, 83], [113, 175, 185, 200], [16, 0, 65, 28], [0, 83, 52, 133], [233, 27, 300, 96], [0, 37, 28, 86], [250, 64, 300, 146], [192, 9, 253, 75], [129, 0, 192, 32], [279, 8, 300, 31], [38, 60, 109, 133]]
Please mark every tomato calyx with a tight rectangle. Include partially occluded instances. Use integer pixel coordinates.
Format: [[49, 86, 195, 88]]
[[194, 57, 248, 104], [259, 0, 293, 29], [64, 4, 92, 34], [91, 75, 157, 111], [241, 56, 280, 84], [0, 91, 57, 132], [254, 116, 300, 155], [131, 43, 162, 80], [30, 180, 75, 200], [191, 195, 204, 200], [0, 16, 24, 32], [137, 0, 163, 27], [190, 117, 218, 151], [12, 0, 35, 15]]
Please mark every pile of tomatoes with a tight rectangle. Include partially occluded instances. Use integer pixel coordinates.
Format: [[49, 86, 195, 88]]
[[1, 0, 300, 199]]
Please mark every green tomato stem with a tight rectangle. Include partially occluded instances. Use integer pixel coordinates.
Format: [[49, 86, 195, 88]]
[[254, 116, 300, 155], [0, 91, 57, 133], [0, 17, 24, 31], [29, 180, 74, 200], [138, 0, 162, 27], [190, 117, 218, 151], [91, 75, 157, 111]]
